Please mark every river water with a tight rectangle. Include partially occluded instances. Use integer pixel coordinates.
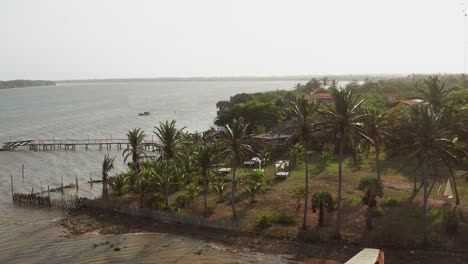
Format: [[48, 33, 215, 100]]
[[0, 80, 303, 263]]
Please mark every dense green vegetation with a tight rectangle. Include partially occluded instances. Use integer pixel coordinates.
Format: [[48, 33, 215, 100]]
[[101, 74, 467, 250], [0, 80, 55, 89]]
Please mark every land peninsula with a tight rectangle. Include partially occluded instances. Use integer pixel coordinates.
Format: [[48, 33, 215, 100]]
[[0, 79, 56, 89]]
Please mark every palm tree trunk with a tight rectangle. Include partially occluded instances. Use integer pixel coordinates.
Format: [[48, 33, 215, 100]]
[[319, 201, 324, 227], [165, 159, 169, 209], [203, 173, 208, 213], [423, 162, 428, 248], [231, 166, 238, 219], [302, 153, 309, 229], [367, 191, 373, 229], [375, 144, 381, 180], [448, 166, 460, 205], [336, 137, 344, 239], [135, 160, 143, 207]]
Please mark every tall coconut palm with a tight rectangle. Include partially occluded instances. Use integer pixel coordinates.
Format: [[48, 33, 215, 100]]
[[419, 75, 452, 112], [287, 95, 318, 229], [154, 120, 185, 208], [393, 104, 461, 247], [363, 107, 388, 179], [194, 141, 223, 213], [123, 128, 146, 206], [223, 118, 253, 219], [316, 87, 371, 238], [101, 154, 115, 199]]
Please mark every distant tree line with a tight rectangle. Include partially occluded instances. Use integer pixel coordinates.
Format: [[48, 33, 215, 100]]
[[0, 80, 56, 89]]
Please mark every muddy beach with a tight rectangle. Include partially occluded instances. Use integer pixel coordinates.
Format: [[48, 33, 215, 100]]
[[57, 209, 468, 264]]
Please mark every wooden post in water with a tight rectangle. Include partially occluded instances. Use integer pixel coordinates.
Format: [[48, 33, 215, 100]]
[[10, 174, 14, 200], [22, 164, 24, 183], [47, 185, 51, 206], [61, 175, 64, 196], [90, 176, 93, 188], [75, 176, 78, 193]]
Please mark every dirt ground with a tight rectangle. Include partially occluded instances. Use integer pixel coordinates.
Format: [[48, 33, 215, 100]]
[[58, 208, 468, 264]]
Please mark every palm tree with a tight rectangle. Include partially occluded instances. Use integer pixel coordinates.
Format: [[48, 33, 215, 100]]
[[393, 104, 461, 246], [419, 75, 452, 112], [321, 77, 329, 87], [123, 128, 146, 206], [357, 176, 383, 229], [330, 80, 339, 89], [222, 118, 253, 219], [194, 141, 223, 213], [316, 87, 371, 238], [154, 120, 185, 208], [287, 95, 318, 229], [363, 107, 387, 179], [311, 190, 334, 227], [101, 154, 115, 199]]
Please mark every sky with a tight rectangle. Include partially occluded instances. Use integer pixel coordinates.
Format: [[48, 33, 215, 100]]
[[0, 0, 467, 80]]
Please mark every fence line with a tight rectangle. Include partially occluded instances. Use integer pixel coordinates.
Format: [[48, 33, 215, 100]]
[[83, 199, 243, 231]]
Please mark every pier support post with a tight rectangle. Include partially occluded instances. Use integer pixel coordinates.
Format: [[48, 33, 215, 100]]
[[48, 185, 51, 206], [22, 164, 24, 183], [76, 176, 79, 193]]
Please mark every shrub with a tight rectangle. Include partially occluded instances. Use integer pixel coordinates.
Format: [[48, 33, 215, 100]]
[[256, 213, 274, 229], [320, 143, 335, 163], [212, 180, 228, 202], [372, 206, 384, 217], [186, 183, 200, 200], [175, 194, 190, 209], [383, 198, 400, 207], [288, 143, 305, 169], [205, 204, 217, 217], [290, 186, 305, 213], [273, 211, 296, 225]]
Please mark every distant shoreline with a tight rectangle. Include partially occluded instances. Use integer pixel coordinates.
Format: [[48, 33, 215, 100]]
[[0, 80, 56, 89], [56, 74, 401, 84]]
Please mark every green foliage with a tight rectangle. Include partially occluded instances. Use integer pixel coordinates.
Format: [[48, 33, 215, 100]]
[[212, 179, 228, 202], [255, 213, 274, 229], [186, 183, 200, 200], [290, 186, 305, 212], [247, 169, 265, 183], [273, 211, 297, 225], [311, 191, 334, 212], [112, 173, 128, 196], [288, 143, 305, 169], [205, 204, 217, 216], [372, 206, 384, 217], [362, 93, 389, 112], [358, 176, 384, 208], [243, 180, 263, 203], [320, 143, 335, 163], [175, 194, 190, 209], [382, 198, 400, 207]]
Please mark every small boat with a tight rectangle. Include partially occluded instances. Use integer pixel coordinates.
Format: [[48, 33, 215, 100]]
[[138, 112, 151, 116]]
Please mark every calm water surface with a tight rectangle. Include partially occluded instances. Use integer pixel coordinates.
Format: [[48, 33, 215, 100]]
[[0, 80, 303, 263]]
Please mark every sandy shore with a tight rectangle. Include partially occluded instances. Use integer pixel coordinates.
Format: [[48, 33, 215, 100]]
[[58, 208, 468, 264]]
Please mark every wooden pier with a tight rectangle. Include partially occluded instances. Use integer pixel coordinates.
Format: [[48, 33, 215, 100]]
[[1, 138, 161, 151]]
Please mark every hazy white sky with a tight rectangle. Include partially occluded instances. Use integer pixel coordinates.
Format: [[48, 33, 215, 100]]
[[1, 0, 466, 80]]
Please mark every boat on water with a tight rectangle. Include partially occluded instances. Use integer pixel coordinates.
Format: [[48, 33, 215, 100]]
[[138, 112, 150, 116]]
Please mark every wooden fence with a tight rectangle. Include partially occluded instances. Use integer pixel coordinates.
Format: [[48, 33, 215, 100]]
[[83, 199, 244, 231]]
